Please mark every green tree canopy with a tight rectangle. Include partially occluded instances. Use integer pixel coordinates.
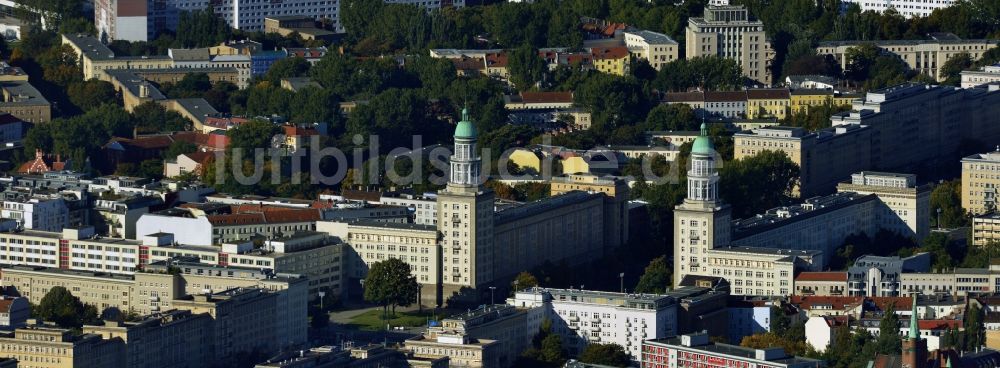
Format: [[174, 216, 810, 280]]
[[66, 80, 117, 112], [719, 150, 800, 218], [35, 286, 99, 328], [363, 258, 420, 317], [578, 343, 631, 367], [634, 255, 671, 293], [508, 44, 547, 91]]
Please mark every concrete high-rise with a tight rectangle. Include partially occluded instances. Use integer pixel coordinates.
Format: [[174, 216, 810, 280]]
[[673, 123, 732, 286], [437, 108, 496, 297], [685, 5, 772, 85]]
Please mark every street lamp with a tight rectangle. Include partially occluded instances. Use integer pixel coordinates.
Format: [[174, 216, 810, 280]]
[[318, 290, 326, 310], [619, 273, 625, 293], [488, 286, 496, 306], [937, 208, 943, 229]]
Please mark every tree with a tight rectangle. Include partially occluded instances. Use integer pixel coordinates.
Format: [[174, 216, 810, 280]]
[[540, 334, 565, 364], [264, 56, 311, 83], [770, 306, 792, 335], [508, 44, 547, 91], [363, 258, 419, 317], [644, 104, 698, 132], [512, 271, 539, 292], [634, 256, 671, 293], [876, 302, 902, 354], [578, 343, 631, 367], [965, 303, 985, 351], [35, 286, 98, 328], [940, 53, 973, 86], [930, 180, 967, 228], [175, 8, 231, 48], [719, 150, 800, 218], [66, 80, 117, 112]]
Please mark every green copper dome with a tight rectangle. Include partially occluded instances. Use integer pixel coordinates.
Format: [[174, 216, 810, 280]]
[[691, 122, 714, 155], [454, 108, 477, 138]]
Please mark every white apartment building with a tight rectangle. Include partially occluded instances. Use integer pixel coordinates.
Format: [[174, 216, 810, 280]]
[[96, 0, 467, 42], [685, 5, 772, 84], [623, 30, 679, 71], [840, 0, 958, 18], [962, 64, 1000, 88], [134, 205, 318, 246], [377, 192, 438, 226], [509, 288, 678, 361], [0, 196, 69, 232]]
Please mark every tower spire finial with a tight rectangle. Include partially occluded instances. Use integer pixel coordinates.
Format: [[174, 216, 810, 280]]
[[909, 296, 920, 340]]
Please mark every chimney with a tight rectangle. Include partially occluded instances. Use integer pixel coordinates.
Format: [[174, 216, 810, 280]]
[[139, 84, 149, 98]]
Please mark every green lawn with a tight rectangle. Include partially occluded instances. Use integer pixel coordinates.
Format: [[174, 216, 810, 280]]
[[346, 309, 437, 331]]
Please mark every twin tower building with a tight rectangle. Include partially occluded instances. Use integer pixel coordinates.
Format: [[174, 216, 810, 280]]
[[407, 109, 630, 305]]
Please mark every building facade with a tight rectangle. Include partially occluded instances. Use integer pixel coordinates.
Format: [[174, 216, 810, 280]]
[[685, 6, 772, 84], [817, 37, 998, 81], [839, 0, 959, 18], [961, 64, 1000, 88], [963, 149, 1000, 215], [641, 332, 822, 368], [836, 171, 931, 241], [510, 288, 678, 361]]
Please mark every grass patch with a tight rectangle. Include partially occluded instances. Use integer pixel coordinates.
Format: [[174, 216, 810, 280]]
[[346, 309, 436, 331]]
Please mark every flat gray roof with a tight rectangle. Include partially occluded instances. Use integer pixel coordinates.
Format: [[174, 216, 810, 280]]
[[0, 81, 49, 106]]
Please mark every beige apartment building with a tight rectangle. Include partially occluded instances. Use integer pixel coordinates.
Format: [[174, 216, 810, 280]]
[[734, 125, 872, 197], [623, 30, 679, 70], [171, 287, 306, 360], [973, 213, 1000, 246], [1, 266, 136, 312], [0, 81, 51, 123], [405, 331, 500, 368], [963, 149, 1000, 215], [836, 172, 931, 241], [793, 272, 847, 296], [318, 220, 441, 305], [705, 247, 820, 296], [81, 310, 213, 368], [816, 37, 999, 81], [686, 5, 772, 84], [0, 326, 124, 368]]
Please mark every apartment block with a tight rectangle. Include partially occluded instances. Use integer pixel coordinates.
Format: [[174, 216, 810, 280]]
[[135, 203, 319, 246], [1, 265, 137, 312], [790, 89, 860, 114], [0, 325, 124, 368], [734, 124, 873, 197], [963, 150, 1000, 215], [839, 0, 959, 18], [81, 310, 213, 368], [817, 35, 998, 81], [961, 64, 1000, 88], [836, 171, 931, 241], [700, 247, 820, 296], [170, 287, 307, 359], [900, 268, 992, 296], [848, 253, 931, 297], [406, 304, 531, 368], [318, 220, 440, 304], [379, 192, 439, 226], [623, 30, 679, 70], [745, 88, 790, 119], [0, 81, 51, 123], [973, 213, 1000, 246], [686, 6, 772, 84], [831, 84, 1000, 174], [793, 272, 847, 296], [641, 332, 822, 368], [510, 288, 678, 361]]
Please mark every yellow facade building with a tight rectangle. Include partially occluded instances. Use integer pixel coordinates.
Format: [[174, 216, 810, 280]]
[[746, 89, 790, 119], [0, 326, 123, 368], [590, 46, 631, 76], [962, 150, 1000, 215]]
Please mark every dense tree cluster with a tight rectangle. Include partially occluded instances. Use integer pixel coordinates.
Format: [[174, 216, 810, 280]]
[[34, 286, 100, 329]]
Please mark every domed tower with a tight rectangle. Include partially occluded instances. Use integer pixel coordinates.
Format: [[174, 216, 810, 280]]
[[448, 108, 481, 189], [437, 108, 495, 302], [672, 123, 732, 287]]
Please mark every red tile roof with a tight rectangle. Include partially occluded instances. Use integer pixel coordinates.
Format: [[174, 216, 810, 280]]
[[869, 297, 913, 312], [485, 53, 508, 68], [0, 299, 14, 313], [795, 272, 848, 282], [18, 149, 68, 174], [590, 46, 629, 60], [705, 91, 748, 102], [790, 296, 863, 310], [917, 319, 961, 330], [282, 125, 319, 137]]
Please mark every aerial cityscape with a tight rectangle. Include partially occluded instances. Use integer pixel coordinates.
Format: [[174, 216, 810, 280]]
[[0, 0, 995, 367]]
